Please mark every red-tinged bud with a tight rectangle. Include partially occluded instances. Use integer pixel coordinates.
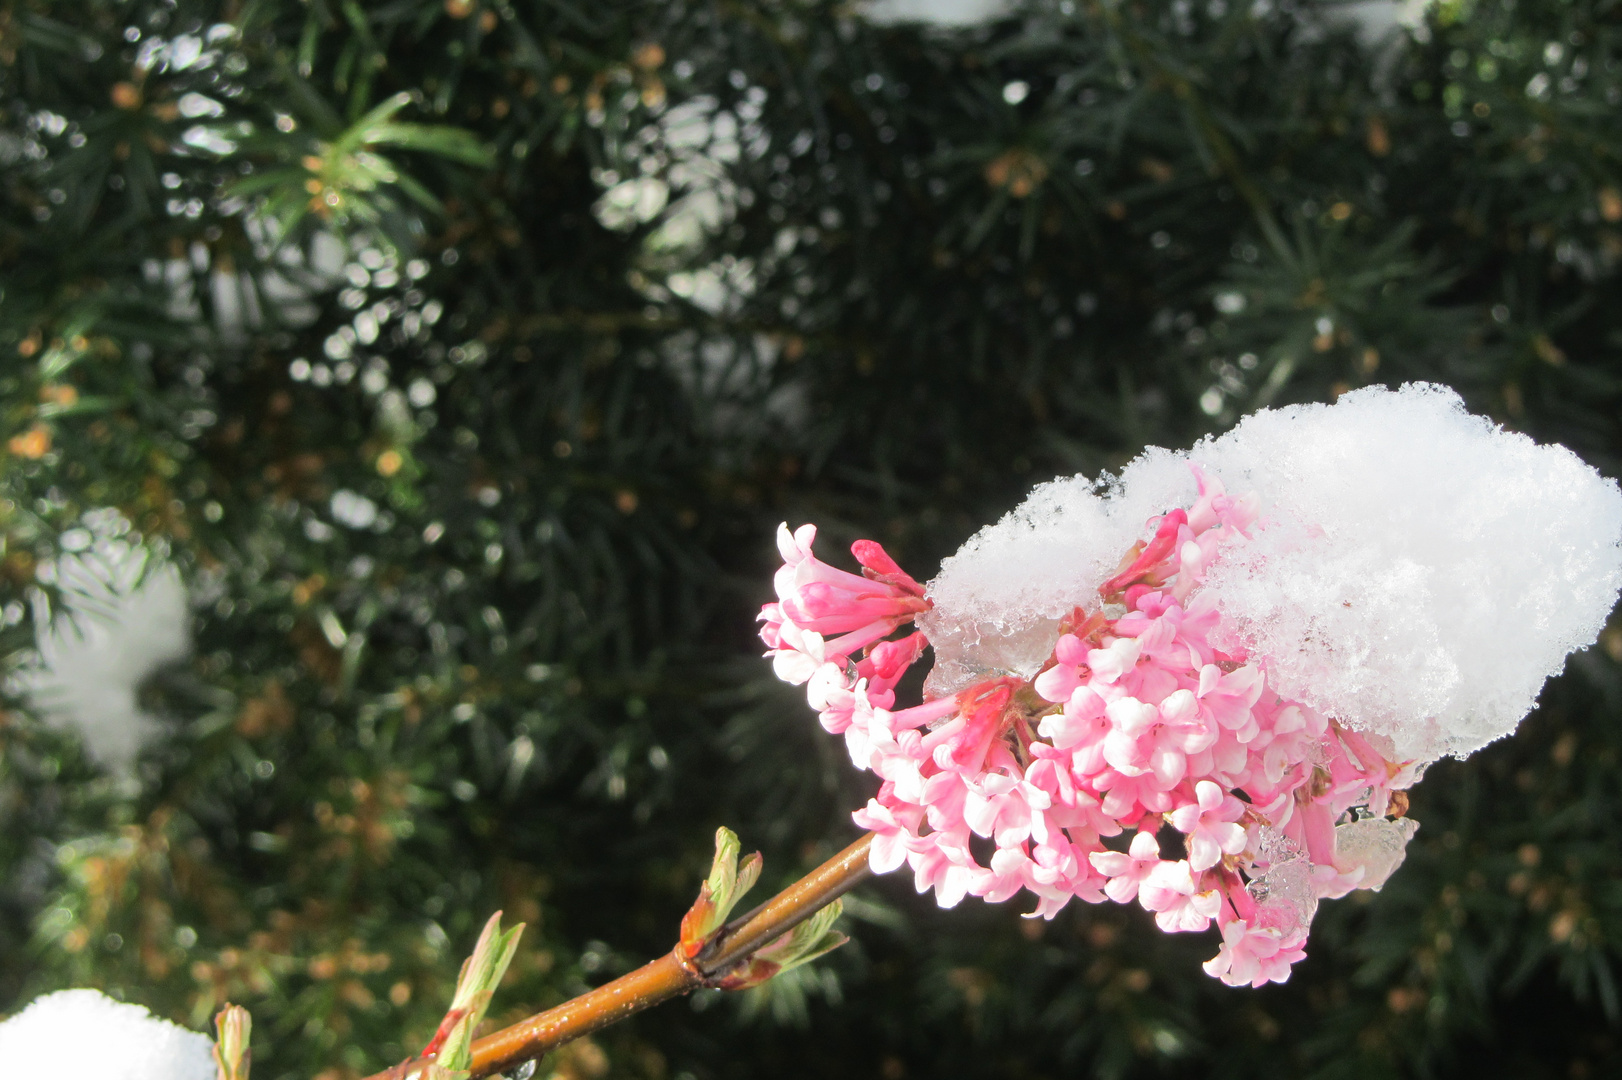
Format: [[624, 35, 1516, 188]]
[[851, 539, 926, 596], [1057, 606, 1110, 644], [678, 829, 765, 961], [857, 632, 928, 685], [213, 1004, 251, 1080], [420, 1006, 468, 1061], [1100, 509, 1188, 596], [678, 887, 717, 958], [711, 958, 781, 991]]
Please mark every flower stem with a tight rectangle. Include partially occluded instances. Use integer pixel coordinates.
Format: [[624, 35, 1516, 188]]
[[367, 832, 876, 1080]]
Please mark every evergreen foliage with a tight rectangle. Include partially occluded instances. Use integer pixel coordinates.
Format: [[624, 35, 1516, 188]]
[[3, 1, 1622, 1077]]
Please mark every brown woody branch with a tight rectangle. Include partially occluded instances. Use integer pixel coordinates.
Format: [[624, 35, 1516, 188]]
[[364, 832, 875, 1080]]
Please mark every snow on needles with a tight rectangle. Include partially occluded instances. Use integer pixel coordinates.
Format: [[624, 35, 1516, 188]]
[[0, 989, 216, 1080], [923, 383, 1622, 762]]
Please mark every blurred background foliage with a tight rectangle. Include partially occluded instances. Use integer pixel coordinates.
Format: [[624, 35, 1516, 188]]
[[3, 0, 1622, 1077]]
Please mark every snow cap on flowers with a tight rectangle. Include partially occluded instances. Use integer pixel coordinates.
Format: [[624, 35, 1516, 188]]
[[763, 382, 1622, 989], [0, 988, 216, 1080], [923, 383, 1622, 760]]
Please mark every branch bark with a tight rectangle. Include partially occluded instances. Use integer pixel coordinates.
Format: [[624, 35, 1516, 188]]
[[364, 832, 876, 1080]]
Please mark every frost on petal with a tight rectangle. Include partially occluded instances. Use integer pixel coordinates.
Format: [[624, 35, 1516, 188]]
[[1331, 816, 1420, 892], [1247, 846, 1319, 939]]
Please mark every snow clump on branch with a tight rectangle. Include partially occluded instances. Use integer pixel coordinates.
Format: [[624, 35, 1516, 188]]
[[0, 988, 216, 1080], [760, 383, 1622, 986]]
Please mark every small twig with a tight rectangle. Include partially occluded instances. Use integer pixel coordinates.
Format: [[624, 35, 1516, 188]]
[[361, 833, 875, 1080]]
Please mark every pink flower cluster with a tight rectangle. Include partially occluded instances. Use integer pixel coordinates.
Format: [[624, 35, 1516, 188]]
[[760, 467, 1420, 986]]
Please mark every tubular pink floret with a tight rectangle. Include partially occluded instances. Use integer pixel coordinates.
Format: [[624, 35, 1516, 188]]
[[782, 583, 929, 635], [760, 523, 935, 688]]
